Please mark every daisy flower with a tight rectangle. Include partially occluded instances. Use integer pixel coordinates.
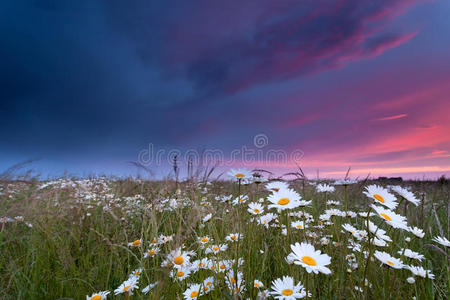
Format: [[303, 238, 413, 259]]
[[373, 251, 403, 269], [86, 291, 110, 300], [142, 282, 158, 294], [406, 265, 435, 279], [291, 220, 306, 230], [144, 247, 160, 258], [184, 284, 201, 300], [205, 244, 228, 255], [254, 279, 264, 288], [398, 249, 425, 261], [225, 271, 245, 294], [408, 226, 425, 238], [167, 247, 195, 269], [268, 189, 302, 210], [364, 185, 398, 209], [390, 186, 420, 206], [316, 183, 335, 193], [171, 266, 193, 281], [232, 195, 249, 205], [202, 213, 212, 223], [198, 236, 212, 245], [228, 168, 252, 181], [225, 233, 243, 242], [371, 205, 408, 230], [248, 202, 264, 215], [289, 242, 332, 274], [114, 277, 139, 295], [270, 276, 306, 299], [128, 239, 142, 247], [257, 213, 277, 228], [432, 235, 450, 247], [266, 181, 290, 193], [202, 276, 215, 294]]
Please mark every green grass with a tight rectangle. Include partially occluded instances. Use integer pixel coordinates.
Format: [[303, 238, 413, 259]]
[[0, 177, 448, 299]]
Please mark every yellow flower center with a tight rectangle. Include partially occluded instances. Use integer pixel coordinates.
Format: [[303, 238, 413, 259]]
[[254, 208, 260, 213], [373, 194, 385, 203], [278, 198, 290, 205], [211, 265, 216, 270], [91, 296, 101, 300], [231, 276, 236, 283], [254, 283, 260, 287], [174, 256, 184, 265], [296, 225, 302, 229], [149, 249, 155, 255], [206, 281, 212, 285], [190, 291, 198, 297], [213, 246, 219, 251], [204, 286, 209, 291], [132, 240, 141, 246], [177, 271, 184, 277], [220, 264, 226, 269], [282, 289, 293, 296], [235, 173, 245, 178], [201, 237, 209, 242], [380, 213, 392, 221], [123, 286, 131, 291], [387, 260, 394, 266], [302, 256, 317, 266], [231, 235, 236, 240]]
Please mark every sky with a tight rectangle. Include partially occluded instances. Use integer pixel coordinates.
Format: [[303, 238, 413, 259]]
[[1, 0, 450, 180]]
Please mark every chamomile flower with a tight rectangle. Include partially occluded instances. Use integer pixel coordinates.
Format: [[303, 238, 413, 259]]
[[144, 247, 160, 258], [202, 276, 215, 294], [86, 291, 110, 300], [432, 235, 450, 247], [228, 168, 252, 181], [129, 268, 143, 279], [371, 205, 408, 230], [114, 277, 139, 295], [364, 185, 398, 209], [171, 266, 193, 281], [270, 276, 306, 299], [398, 249, 424, 261], [184, 284, 201, 300], [289, 242, 332, 274], [248, 202, 264, 215], [198, 236, 212, 245], [390, 186, 420, 206], [268, 189, 302, 210], [373, 251, 403, 269], [266, 181, 289, 193]]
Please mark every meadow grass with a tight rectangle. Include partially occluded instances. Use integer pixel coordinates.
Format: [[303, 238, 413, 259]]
[[0, 176, 448, 299]]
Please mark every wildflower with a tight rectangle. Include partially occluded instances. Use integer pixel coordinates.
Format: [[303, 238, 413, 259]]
[[198, 236, 211, 245], [248, 202, 264, 215], [398, 249, 424, 261], [268, 189, 302, 210], [167, 247, 195, 269], [184, 284, 201, 300], [114, 277, 139, 295], [373, 251, 403, 269], [205, 244, 228, 255], [266, 181, 289, 193], [129, 268, 143, 279], [144, 247, 160, 258], [270, 276, 306, 299], [258, 213, 277, 228], [171, 266, 193, 281], [391, 186, 420, 206], [225, 271, 245, 294], [291, 220, 306, 230], [432, 235, 450, 247], [289, 242, 332, 274], [142, 282, 158, 294], [254, 279, 264, 288], [316, 183, 335, 193], [202, 213, 212, 223], [86, 291, 110, 300], [228, 168, 252, 181], [371, 205, 408, 230], [225, 233, 243, 242], [408, 226, 425, 238], [202, 276, 215, 294], [364, 185, 398, 209], [128, 239, 142, 247], [406, 265, 435, 279]]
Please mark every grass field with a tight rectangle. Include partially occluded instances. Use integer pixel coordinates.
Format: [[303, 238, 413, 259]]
[[0, 171, 448, 299]]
